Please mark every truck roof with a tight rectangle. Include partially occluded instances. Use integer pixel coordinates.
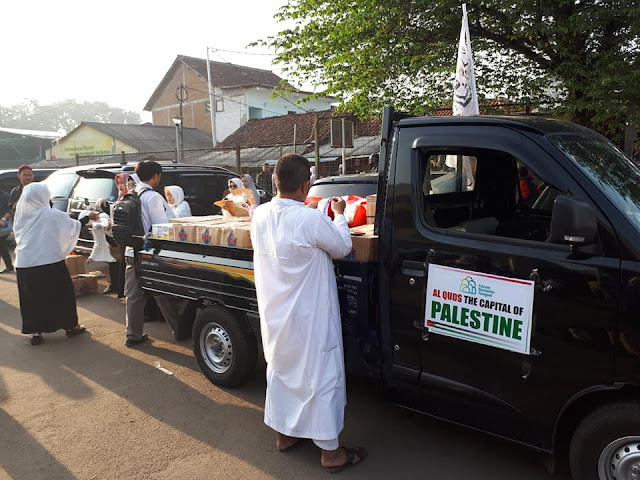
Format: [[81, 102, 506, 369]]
[[397, 115, 595, 136]]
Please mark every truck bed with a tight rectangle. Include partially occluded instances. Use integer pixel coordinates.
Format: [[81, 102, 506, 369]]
[[139, 237, 381, 378]]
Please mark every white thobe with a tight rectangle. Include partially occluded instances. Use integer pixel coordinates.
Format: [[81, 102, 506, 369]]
[[250, 197, 352, 441]]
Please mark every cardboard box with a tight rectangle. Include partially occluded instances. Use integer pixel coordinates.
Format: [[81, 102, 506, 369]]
[[220, 225, 252, 249], [195, 224, 221, 245], [72, 275, 98, 296], [171, 223, 197, 243], [169, 215, 225, 224], [65, 254, 86, 276], [151, 223, 174, 240], [366, 194, 377, 225], [346, 224, 378, 262]]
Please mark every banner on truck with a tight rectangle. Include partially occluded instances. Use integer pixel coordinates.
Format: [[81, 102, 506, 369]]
[[425, 264, 534, 355]]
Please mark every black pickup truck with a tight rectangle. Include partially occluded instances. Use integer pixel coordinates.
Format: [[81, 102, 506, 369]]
[[140, 107, 640, 480]]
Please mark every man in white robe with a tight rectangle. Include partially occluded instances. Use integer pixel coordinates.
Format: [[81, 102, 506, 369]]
[[251, 153, 367, 472]]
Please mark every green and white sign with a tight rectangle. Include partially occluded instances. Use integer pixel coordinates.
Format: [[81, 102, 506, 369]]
[[425, 264, 534, 355]]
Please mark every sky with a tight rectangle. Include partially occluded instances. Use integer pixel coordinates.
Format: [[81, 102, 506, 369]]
[[1, 0, 293, 122]]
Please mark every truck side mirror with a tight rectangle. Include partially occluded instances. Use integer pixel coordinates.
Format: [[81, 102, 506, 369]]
[[548, 195, 598, 246]]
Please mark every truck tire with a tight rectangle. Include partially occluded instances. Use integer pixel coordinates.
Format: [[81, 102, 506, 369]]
[[569, 401, 640, 480], [192, 305, 258, 388]]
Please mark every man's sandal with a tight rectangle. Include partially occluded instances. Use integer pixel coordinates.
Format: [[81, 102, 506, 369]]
[[323, 447, 367, 474]]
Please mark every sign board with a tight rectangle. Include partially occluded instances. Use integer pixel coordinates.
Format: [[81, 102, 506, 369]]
[[330, 119, 354, 148], [425, 264, 534, 355]]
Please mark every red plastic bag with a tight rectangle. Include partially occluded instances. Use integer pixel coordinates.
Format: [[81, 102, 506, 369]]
[[306, 195, 367, 228]]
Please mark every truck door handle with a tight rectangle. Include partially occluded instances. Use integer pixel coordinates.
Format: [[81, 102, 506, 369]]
[[401, 260, 427, 277]]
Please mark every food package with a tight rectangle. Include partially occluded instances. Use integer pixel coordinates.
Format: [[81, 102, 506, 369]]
[[220, 225, 252, 249], [195, 224, 221, 245], [366, 194, 377, 224], [214, 199, 250, 217], [169, 215, 224, 224], [345, 224, 378, 262], [151, 223, 174, 240], [71, 275, 98, 296], [171, 223, 197, 243], [65, 254, 86, 277]]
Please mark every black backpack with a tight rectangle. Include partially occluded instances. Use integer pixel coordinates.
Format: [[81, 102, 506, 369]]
[[111, 189, 151, 248]]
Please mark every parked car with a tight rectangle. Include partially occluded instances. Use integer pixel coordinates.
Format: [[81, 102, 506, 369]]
[[0, 168, 56, 194], [41, 166, 85, 211], [66, 162, 243, 253], [307, 173, 378, 198]]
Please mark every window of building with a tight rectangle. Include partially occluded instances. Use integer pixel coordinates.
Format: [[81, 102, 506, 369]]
[[215, 99, 224, 112], [248, 107, 263, 119]]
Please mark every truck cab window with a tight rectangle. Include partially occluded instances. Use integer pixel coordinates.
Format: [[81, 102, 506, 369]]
[[419, 148, 558, 243]]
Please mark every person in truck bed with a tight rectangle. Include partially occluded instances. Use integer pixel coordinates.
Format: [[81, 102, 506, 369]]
[[250, 153, 367, 473]]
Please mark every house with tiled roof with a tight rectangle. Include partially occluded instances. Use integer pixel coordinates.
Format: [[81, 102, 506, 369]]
[[144, 55, 335, 144], [190, 111, 382, 175], [46, 122, 212, 165]]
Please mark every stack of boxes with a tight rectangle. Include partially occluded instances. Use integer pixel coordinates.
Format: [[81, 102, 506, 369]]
[[65, 254, 102, 296], [151, 194, 379, 262], [152, 216, 252, 249]]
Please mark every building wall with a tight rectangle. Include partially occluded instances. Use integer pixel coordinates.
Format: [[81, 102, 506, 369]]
[[150, 63, 211, 136], [147, 60, 334, 143], [48, 125, 136, 160], [244, 88, 334, 119]]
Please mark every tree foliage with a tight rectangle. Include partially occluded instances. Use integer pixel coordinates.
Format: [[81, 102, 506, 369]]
[[0, 99, 142, 135], [262, 0, 640, 137]]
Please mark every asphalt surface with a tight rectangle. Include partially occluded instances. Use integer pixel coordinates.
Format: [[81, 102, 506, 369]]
[[0, 270, 567, 480]]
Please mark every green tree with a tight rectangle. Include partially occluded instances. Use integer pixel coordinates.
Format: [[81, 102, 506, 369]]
[[261, 0, 640, 139], [0, 99, 142, 134]]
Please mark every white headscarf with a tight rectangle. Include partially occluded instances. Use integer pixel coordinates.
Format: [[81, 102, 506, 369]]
[[310, 166, 317, 185], [13, 183, 81, 268], [225, 178, 244, 200], [164, 185, 191, 217], [242, 174, 260, 206]]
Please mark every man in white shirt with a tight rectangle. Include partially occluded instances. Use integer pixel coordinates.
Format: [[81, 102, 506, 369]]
[[124, 160, 181, 347], [250, 153, 367, 473]]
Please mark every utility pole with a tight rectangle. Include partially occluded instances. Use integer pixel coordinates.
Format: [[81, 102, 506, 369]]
[[314, 116, 319, 174], [206, 47, 217, 148], [341, 117, 346, 174], [293, 124, 297, 154]]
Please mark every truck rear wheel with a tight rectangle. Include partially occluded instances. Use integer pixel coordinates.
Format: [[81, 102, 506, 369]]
[[569, 401, 640, 480], [192, 305, 257, 387]]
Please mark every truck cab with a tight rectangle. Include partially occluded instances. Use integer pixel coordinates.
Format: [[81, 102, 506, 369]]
[[378, 110, 640, 479]]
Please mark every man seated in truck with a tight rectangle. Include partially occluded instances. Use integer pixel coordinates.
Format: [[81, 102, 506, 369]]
[[250, 153, 367, 473]]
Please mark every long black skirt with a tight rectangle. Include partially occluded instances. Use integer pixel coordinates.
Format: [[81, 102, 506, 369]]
[[17, 260, 78, 334]]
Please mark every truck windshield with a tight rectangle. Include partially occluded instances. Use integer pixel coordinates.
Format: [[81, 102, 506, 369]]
[[549, 133, 640, 233]]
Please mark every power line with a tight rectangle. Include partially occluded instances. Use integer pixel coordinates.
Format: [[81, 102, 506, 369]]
[[208, 47, 276, 57], [184, 83, 287, 117], [210, 50, 310, 114]]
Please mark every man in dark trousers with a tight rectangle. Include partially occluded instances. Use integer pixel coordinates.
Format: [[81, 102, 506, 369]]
[[256, 163, 274, 196], [8, 165, 35, 214], [123, 160, 182, 347]]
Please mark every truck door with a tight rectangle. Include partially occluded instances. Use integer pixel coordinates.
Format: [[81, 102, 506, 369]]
[[387, 125, 619, 449]]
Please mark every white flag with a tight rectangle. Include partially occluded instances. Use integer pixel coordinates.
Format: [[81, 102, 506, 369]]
[[453, 4, 479, 116]]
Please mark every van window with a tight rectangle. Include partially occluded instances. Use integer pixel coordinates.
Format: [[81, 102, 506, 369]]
[[419, 147, 559, 242], [73, 177, 117, 202], [43, 173, 78, 198]]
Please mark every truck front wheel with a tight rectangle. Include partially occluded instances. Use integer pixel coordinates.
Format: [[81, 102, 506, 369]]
[[192, 305, 258, 387], [569, 401, 640, 480]]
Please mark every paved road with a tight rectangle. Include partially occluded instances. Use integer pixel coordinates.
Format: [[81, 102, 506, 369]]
[[0, 272, 566, 480]]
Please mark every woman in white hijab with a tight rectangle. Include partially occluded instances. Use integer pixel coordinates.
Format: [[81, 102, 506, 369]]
[[164, 185, 192, 218], [241, 174, 261, 206], [310, 165, 318, 185], [14, 183, 98, 345]]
